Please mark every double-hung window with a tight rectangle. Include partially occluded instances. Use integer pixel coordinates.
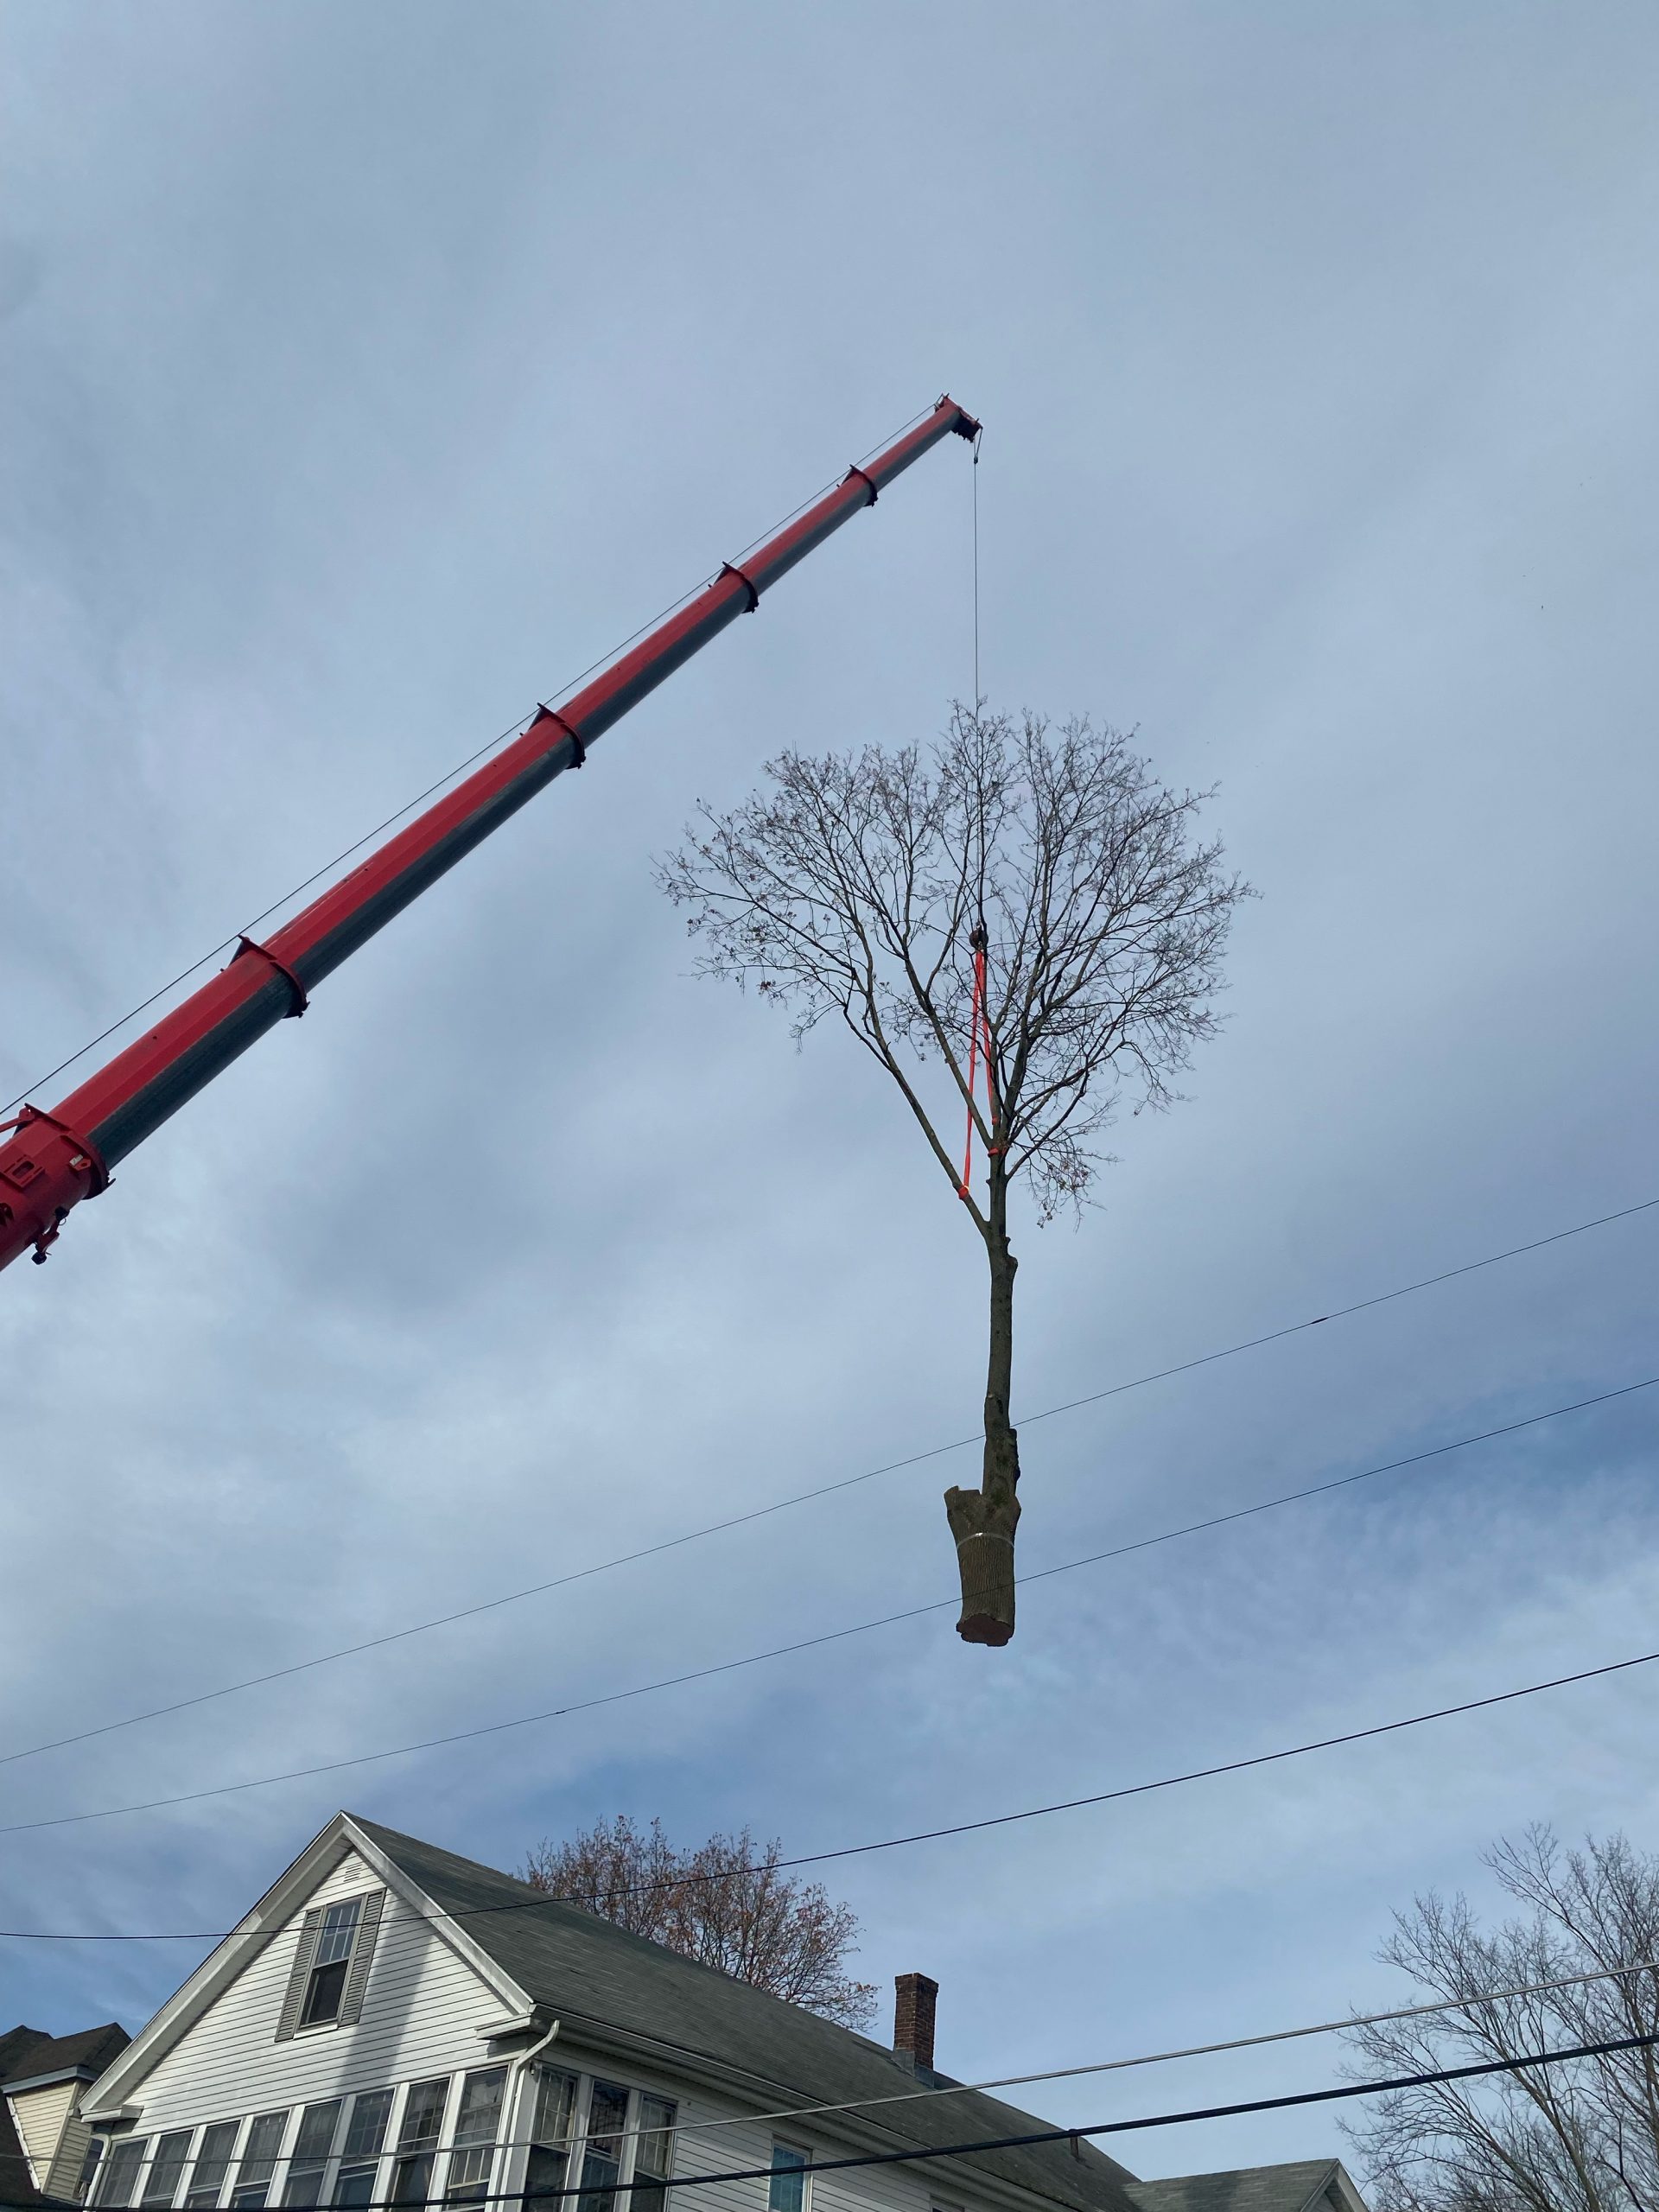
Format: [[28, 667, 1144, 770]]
[[231, 2113, 291, 2209], [142, 2133, 195, 2208], [575, 2084, 630, 2212], [300, 1899, 364, 2028], [767, 2146, 810, 2212], [631, 2100, 676, 2212], [444, 2069, 507, 2204], [332, 2092, 395, 2209], [391, 2079, 450, 2207], [283, 2103, 344, 2208], [98, 2138, 149, 2207], [187, 2125, 243, 2210], [524, 2070, 577, 2209]]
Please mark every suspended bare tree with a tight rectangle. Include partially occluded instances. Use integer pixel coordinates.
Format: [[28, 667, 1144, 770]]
[[1342, 1826, 1659, 2211], [657, 706, 1249, 1644]]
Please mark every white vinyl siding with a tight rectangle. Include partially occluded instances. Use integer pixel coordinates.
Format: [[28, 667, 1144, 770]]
[[92, 1835, 1027, 2212], [124, 1853, 511, 2138], [8, 2079, 81, 2192]]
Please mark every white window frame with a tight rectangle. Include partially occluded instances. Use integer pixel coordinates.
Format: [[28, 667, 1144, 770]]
[[388, 2074, 456, 2209], [766, 2143, 812, 2212], [231, 2109, 297, 2212], [96, 2134, 150, 2208], [140, 2128, 198, 2209], [329, 2087, 399, 2209], [295, 1897, 367, 2034], [184, 2119, 247, 2210]]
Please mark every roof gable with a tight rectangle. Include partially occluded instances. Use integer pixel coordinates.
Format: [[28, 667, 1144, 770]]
[[84, 1815, 525, 2120]]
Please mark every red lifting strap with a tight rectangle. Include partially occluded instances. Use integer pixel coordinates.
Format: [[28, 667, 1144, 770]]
[[958, 927, 997, 1198]]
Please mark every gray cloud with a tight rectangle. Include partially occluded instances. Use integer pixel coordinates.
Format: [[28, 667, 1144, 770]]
[[4, 0, 1659, 2184]]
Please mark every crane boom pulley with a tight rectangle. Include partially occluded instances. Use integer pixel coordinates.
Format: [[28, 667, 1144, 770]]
[[0, 397, 979, 1275]]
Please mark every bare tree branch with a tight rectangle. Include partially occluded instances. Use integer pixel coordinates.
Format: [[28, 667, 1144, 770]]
[[522, 1815, 878, 2030], [1342, 1826, 1659, 2209]]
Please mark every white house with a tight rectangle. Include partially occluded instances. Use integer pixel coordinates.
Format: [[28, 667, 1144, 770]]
[[52, 1814, 1366, 2212]]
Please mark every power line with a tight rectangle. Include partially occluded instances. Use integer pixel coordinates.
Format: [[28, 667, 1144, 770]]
[[80, 2031, 1659, 2212], [6, 1193, 1653, 1774], [7, 1633, 1657, 1931], [521, 1948, 1659, 2156], [9, 1369, 1654, 1837], [3, 1372, 1651, 1837], [233, 1950, 1659, 2161]]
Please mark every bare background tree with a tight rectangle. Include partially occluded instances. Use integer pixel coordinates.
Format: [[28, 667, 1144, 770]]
[[521, 1813, 878, 2029], [1342, 1826, 1659, 2210], [658, 705, 1248, 1644]]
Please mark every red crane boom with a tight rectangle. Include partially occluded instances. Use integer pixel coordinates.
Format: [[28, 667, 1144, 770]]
[[1, 397, 979, 1274]]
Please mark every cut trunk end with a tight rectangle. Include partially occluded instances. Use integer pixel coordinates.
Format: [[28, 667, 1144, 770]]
[[944, 1484, 1020, 1645]]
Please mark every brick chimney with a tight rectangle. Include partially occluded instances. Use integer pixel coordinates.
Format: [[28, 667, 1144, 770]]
[[893, 1972, 938, 2073]]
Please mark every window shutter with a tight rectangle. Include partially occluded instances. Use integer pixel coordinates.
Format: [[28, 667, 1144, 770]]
[[338, 1889, 385, 2026], [276, 1907, 326, 2043]]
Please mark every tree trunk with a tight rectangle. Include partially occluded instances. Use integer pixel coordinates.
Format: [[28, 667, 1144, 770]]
[[944, 1176, 1020, 1645]]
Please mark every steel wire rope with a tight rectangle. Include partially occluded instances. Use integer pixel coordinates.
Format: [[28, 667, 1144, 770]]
[[1, 404, 944, 1119], [73, 2031, 1659, 2212], [5, 1193, 1654, 1775], [6, 1577, 1659, 1878]]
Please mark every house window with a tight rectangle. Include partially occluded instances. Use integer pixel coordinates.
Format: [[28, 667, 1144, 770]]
[[524, 2070, 577, 2209], [391, 2079, 450, 2206], [283, 2103, 343, 2208], [300, 1899, 365, 2028], [186, 2124, 243, 2209], [767, 2146, 810, 2212], [97, 2138, 148, 2208], [576, 2083, 630, 2212], [632, 2100, 676, 2212], [143, 2133, 196, 2208], [332, 2091, 395, 2209], [231, 2113, 292, 2209], [444, 2069, 507, 2204]]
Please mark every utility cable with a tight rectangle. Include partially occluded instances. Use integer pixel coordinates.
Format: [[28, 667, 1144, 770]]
[[2, 402, 941, 1119], [79, 2031, 1659, 2212], [39, 1918, 1659, 2167], [499, 1948, 1659, 2157], [5, 1194, 1653, 1774], [201, 1949, 1659, 2162], [7, 1630, 1658, 1925], [2, 1371, 1651, 1834]]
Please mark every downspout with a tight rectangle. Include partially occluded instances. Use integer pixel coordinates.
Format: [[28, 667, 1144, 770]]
[[503, 2017, 563, 2206]]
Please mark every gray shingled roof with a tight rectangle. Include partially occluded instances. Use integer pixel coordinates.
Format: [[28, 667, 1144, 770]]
[[1127, 2162, 1341, 2212], [354, 1821, 1142, 2212], [1, 2024, 130, 2091]]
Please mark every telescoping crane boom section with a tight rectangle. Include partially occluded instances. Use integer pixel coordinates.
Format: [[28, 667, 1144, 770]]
[[1, 397, 980, 1276]]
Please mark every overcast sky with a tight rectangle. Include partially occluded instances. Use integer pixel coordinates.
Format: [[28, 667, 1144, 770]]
[[4, 1, 1659, 2191]]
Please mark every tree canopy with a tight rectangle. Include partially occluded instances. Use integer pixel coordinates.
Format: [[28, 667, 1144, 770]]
[[522, 1813, 877, 2029], [659, 706, 1248, 1643]]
